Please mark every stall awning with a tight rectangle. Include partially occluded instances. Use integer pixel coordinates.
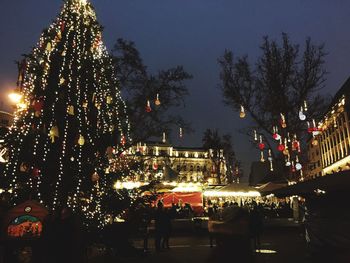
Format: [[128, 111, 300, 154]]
[[270, 171, 350, 197]]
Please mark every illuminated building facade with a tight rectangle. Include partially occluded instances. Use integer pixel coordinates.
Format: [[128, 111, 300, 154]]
[[126, 141, 227, 184], [317, 78, 350, 175], [305, 137, 322, 180]]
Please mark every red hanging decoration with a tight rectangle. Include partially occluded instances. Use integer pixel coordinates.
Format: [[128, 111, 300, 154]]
[[146, 100, 152, 113], [33, 99, 44, 112], [258, 143, 265, 150], [277, 144, 285, 152], [258, 135, 265, 150], [32, 168, 40, 178]]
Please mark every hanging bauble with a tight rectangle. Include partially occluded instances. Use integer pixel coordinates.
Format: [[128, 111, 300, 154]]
[[60, 78, 65, 85], [285, 161, 291, 167], [49, 126, 59, 143], [311, 138, 318, 146], [82, 100, 88, 108], [35, 111, 41, 117], [253, 130, 258, 141], [107, 96, 112, 104], [91, 172, 100, 182], [155, 93, 161, 106], [280, 113, 287, 128], [258, 143, 265, 150], [299, 107, 306, 121], [46, 42, 52, 52], [260, 151, 265, 162], [239, 105, 246, 118], [272, 133, 280, 140], [283, 149, 289, 156], [78, 135, 85, 146], [277, 144, 285, 152], [146, 100, 152, 113], [61, 50, 66, 57], [20, 162, 29, 172], [67, 105, 74, 115], [33, 99, 44, 112], [267, 149, 273, 161], [106, 146, 114, 159], [292, 140, 300, 152], [70, 157, 75, 162], [295, 163, 302, 171], [153, 162, 159, 170], [269, 159, 274, 171], [60, 21, 65, 32], [32, 168, 40, 178]]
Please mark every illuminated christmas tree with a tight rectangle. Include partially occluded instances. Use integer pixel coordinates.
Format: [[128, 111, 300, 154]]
[[4, 0, 130, 216]]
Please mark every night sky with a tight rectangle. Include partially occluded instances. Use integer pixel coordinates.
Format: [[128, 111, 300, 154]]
[[1, 0, 350, 179]]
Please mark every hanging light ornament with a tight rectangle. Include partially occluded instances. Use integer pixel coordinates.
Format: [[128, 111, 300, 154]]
[[292, 134, 300, 152], [267, 149, 273, 161], [258, 135, 265, 150], [304, 100, 308, 112], [285, 155, 291, 167], [179, 127, 183, 138], [272, 126, 281, 140], [269, 158, 274, 172], [155, 93, 161, 106], [239, 105, 246, 118], [295, 155, 302, 171], [277, 138, 285, 152], [145, 100, 152, 113], [78, 135, 85, 146], [162, 132, 166, 143], [280, 113, 287, 128], [283, 138, 289, 156], [299, 106, 306, 121], [49, 126, 59, 143], [253, 130, 258, 141], [260, 151, 265, 162]]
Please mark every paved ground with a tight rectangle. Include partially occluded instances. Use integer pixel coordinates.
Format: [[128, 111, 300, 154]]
[[89, 224, 309, 263]]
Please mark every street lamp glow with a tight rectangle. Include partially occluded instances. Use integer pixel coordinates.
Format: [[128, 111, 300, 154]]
[[8, 92, 23, 104]]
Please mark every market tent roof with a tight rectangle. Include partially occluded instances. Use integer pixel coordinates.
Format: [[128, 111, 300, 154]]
[[270, 170, 350, 197], [203, 183, 261, 197], [219, 183, 258, 192]]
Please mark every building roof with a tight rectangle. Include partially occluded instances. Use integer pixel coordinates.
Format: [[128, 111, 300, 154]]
[[330, 77, 350, 108]]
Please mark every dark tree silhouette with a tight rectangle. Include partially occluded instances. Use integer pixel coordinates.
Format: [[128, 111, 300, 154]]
[[202, 129, 239, 184], [112, 39, 193, 144], [218, 33, 330, 181]]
